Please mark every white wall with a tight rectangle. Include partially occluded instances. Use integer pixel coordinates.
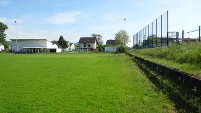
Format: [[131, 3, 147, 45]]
[[57, 48, 62, 52], [79, 42, 96, 50], [10, 39, 58, 52], [46, 40, 58, 49], [69, 44, 75, 51], [0, 44, 4, 51], [11, 39, 46, 52], [105, 47, 116, 52]]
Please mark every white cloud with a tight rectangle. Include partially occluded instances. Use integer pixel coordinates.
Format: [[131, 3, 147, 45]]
[[104, 13, 119, 21], [0, 0, 9, 6], [0, 17, 24, 24], [46, 11, 83, 25]]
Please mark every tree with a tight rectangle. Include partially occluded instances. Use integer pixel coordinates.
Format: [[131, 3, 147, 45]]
[[58, 35, 67, 51], [87, 43, 91, 48], [91, 33, 103, 45], [0, 21, 8, 48], [114, 30, 129, 46]]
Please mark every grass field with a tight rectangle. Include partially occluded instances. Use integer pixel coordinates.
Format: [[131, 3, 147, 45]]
[[0, 53, 175, 113]]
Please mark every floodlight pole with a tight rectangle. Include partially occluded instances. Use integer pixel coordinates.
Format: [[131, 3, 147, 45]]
[[124, 18, 126, 31], [15, 21, 18, 53]]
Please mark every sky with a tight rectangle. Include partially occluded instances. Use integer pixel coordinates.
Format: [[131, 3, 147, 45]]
[[0, 0, 201, 47]]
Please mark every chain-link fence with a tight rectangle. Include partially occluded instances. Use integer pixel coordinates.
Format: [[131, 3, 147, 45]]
[[182, 26, 201, 43], [133, 11, 169, 49]]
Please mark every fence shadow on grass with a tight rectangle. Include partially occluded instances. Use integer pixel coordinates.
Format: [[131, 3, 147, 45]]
[[130, 55, 201, 113]]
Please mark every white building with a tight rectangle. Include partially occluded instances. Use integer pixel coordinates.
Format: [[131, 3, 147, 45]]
[[10, 39, 61, 53], [69, 43, 75, 51], [78, 37, 98, 51], [0, 44, 4, 51], [105, 39, 116, 52]]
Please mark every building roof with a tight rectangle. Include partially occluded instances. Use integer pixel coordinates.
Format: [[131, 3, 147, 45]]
[[106, 40, 116, 45], [10, 39, 47, 41], [79, 37, 98, 43]]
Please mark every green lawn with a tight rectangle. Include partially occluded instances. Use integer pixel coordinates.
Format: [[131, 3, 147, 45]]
[[0, 53, 175, 113]]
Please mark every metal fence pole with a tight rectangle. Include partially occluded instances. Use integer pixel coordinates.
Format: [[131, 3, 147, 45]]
[[133, 35, 135, 48], [145, 26, 146, 48], [152, 22, 154, 47], [182, 30, 184, 43], [161, 15, 162, 46], [166, 11, 168, 46], [143, 28, 144, 48], [156, 19, 157, 47], [148, 24, 149, 48]]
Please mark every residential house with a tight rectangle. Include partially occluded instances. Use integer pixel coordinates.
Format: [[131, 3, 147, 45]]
[[10, 39, 61, 53], [105, 39, 116, 52], [69, 43, 75, 51], [78, 37, 98, 51]]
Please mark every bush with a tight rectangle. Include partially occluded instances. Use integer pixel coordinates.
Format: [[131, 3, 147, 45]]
[[118, 45, 128, 53]]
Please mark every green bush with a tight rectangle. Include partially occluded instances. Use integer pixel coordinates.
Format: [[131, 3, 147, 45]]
[[117, 45, 128, 53]]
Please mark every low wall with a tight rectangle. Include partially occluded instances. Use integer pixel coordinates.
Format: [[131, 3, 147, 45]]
[[105, 47, 116, 52]]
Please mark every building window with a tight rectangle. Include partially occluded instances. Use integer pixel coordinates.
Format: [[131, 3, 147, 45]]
[[84, 43, 86, 47]]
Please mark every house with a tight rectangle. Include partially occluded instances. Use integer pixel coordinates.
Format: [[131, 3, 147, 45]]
[[78, 37, 98, 51], [105, 39, 116, 52], [0, 44, 4, 51], [63, 42, 75, 51], [106, 39, 116, 46], [69, 43, 75, 51], [10, 39, 61, 53]]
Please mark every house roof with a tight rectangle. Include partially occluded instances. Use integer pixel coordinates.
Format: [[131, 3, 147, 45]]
[[106, 40, 116, 45], [79, 37, 98, 43], [10, 39, 47, 41]]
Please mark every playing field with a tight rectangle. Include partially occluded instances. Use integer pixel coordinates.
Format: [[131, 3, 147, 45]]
[[0, 53, 175, 113]]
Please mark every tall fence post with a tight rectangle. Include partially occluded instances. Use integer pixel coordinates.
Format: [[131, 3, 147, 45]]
[[167, 10, 169, 46], [199, 25, 200, 42], [152, 22, 154, 47], [156, 19, 157, 47], [161, 15, 162, 46], [148, 24, 149, 48], [133, 35, 135, 48], [182, 30, 184, 43]]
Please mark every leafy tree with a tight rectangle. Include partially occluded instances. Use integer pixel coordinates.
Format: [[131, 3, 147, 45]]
[[114, 30, 129, 46], [58, 35, 67, 51], [0, 21, 8, 48], [97, 44, 105, 52], [76, 44, 80, 48], [91, 33, 103, 45], [87, 43, 91, 48]]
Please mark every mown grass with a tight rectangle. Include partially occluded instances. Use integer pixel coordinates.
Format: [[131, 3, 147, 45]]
[[129, 42, 201, 78], [0, 53, 175, 113]]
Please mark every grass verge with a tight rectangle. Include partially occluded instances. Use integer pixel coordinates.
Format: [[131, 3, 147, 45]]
[[128, 42, 201, 78]]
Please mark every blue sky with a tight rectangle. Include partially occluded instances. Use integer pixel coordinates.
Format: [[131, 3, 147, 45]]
[[0, 0, 201, 47]]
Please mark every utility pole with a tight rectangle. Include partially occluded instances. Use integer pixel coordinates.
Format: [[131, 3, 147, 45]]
[[15, 21, 18, 53], [124, 18, 126, 31]]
